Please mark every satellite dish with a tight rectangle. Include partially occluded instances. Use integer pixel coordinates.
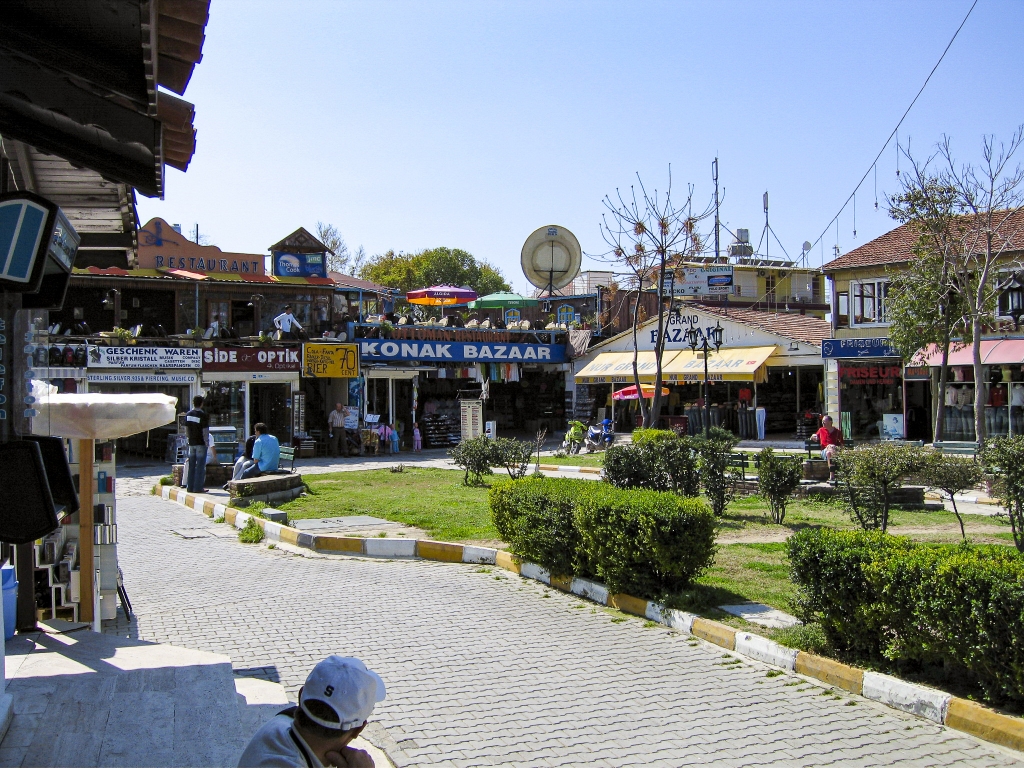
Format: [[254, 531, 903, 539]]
[[802, 241, 813, 253], [521, 225, 582, 294]]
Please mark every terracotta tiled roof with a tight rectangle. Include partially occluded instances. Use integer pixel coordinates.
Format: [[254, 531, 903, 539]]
[[693, 304, 832, 346], [328, 272, 391, 293], [823, 208, 1024, 272]]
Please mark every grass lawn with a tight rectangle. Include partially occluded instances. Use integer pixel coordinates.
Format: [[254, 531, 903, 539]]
[[278, 468, 498, 542], [692, 542, 796, 612], [540, 453, 605, 467]]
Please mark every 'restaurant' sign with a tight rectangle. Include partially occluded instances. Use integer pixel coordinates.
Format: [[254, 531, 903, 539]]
[[88, 345, 200, 369], [202, 346, 301, 372], [303, 343, 359, 378]]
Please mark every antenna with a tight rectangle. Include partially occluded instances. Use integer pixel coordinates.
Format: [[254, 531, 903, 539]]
[[713, 158, 721, 263], [520, 225, 582, 295], [763, 191, 769, 263]]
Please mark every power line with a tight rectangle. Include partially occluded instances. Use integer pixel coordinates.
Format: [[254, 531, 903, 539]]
[[806, 0, 978, 267]]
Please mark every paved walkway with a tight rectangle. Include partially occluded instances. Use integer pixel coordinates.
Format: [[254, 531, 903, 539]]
[[102, 494, 1021, 767]]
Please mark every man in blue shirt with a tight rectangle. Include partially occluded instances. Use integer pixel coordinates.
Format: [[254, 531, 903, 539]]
[[241, 423, 280, 479]]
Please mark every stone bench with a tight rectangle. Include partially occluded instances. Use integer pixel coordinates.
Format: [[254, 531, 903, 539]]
[[227, 473, 305, 507], [172, 463, 232, 486]]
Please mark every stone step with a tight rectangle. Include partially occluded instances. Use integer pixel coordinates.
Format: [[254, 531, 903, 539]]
[[2, 628, 279, 766]]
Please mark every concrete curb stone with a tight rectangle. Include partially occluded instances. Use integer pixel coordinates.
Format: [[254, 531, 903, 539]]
[[154, 483, 1024, 756]]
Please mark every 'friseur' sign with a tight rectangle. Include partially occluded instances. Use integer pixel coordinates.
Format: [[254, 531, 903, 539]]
[[360, 341, 565, 363]]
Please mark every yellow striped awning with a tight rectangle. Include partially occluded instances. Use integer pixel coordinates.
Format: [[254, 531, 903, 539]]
[[574, 351, 663, 384], [661, 345, 777, 383], [575, 346, 778, 384]]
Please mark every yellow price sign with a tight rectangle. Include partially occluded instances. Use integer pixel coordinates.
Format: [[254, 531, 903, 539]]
[[302, 343, 360, 378]]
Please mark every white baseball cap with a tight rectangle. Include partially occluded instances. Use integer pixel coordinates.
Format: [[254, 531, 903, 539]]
[[299, 656, 386, 731]]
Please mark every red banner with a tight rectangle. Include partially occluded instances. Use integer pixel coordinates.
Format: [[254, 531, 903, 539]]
[[202, 346, 300, 372], [839, 364, 902, 386]]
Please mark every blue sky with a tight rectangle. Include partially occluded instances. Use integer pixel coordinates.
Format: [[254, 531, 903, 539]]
[[139, 1, 1024, 292]]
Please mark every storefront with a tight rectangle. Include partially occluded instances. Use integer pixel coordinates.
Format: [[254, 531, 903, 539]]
[[360, 338, 569, 446], [85, 345, 202, 457], [573, 308, 828, 438], [915, 339, 1024, 441], [822, 337, 907, 441], [201, 345, 302, 447], [300, 342, 360, 445]]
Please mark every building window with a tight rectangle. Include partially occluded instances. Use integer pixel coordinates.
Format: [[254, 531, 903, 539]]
[[998, 276, 1024, 317], [557, 304, 575, 324], [851, 280, 889, 325], [812, 275, 822, 303], [837, 291, 849, 328], [504, 308, 521, 325], [765, 274, 777, 302]]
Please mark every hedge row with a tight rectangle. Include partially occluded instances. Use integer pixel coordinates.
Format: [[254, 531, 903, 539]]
[[490, 476, 717, 600], [789, 528, 1024, 703]]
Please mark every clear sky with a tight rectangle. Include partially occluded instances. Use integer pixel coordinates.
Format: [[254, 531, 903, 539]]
[[139, 0, 1024, 293]]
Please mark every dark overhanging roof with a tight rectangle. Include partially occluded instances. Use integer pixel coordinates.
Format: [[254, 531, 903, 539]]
[[0, 0, 209, 198]]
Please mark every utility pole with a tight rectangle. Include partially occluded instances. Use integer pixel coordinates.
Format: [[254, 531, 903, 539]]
[[763, 191, 769, 263], [713, 158, 721, 262]]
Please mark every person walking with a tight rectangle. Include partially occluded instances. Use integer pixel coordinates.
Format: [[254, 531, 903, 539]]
[[412, 422, 422, 453], [184, 395, 210, 492], [328, 403, 346, 457], [238, 655, 385, 768], [241, 423, 281, 479], [274, 304, 303, 340]]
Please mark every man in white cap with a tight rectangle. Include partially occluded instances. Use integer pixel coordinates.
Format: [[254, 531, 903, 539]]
[[238, 656, 386, 767]]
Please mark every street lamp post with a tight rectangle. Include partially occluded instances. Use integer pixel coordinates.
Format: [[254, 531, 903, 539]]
[[687, 321, 724, 437]]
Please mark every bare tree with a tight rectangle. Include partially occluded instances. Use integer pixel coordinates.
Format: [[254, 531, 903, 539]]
[[597, 170, 710, 427], [940, 128, 1024, 441], [316, 221, 351, 274]]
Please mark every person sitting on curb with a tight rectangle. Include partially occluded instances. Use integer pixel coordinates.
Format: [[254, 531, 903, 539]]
[[814, 414, 844, 481], [238, 655, 386, 767], [241, 423, 281, 479], [226, 429, 259, 490]]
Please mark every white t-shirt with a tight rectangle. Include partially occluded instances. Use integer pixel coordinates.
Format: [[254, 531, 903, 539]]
[[237, 714, 322, 768], [275, 312, 302, 333]]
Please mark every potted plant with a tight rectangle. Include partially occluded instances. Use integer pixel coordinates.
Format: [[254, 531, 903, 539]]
[[380, 320, 394, 339]]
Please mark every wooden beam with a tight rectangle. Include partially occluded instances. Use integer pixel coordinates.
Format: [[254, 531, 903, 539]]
[[78, 439, 94, 624]]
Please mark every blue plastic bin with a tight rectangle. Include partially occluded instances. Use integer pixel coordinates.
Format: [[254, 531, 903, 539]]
[[2, 563, 17, 639]]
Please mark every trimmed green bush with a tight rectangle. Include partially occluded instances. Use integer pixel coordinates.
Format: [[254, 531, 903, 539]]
[[489, 437, 534, 480], [789, 528, 1024, 703], [575, 487, 717, 599], [489, 477, 592, 577], [693, 427, 740, 517], [603, 442, 670, 491], [833, 442, 927, 532], [788, 528, 913, 657], [630, 428, 677, 446], [449, 436, 494, 485], [984, 437, 1024, 552]]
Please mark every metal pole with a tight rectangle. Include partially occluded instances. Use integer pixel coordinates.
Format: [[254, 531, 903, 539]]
[[713, 159, 721, 263], [703, 340, 710, 438]]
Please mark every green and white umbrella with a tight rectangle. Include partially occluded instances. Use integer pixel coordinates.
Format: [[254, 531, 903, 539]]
[[468, 291, 539, 309]]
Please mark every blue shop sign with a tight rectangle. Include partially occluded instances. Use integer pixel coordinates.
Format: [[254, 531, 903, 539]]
[[360, 340, 566, 363], [272, 251, 327, 278], [821, 338, 900, 359]]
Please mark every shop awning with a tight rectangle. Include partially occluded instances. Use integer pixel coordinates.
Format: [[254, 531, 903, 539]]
[[574, 346, 777, 384], [574, 351, 663, 383], [661, 346, 777, 383], [916, 340, 1024, 367]]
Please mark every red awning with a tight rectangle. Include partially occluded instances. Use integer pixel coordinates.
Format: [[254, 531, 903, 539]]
[[917, 339, 1024, 367]]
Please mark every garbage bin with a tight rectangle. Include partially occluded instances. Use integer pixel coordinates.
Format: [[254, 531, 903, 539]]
[[1, 563, 17, 640]]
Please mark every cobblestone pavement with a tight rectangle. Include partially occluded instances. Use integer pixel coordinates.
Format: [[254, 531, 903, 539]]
[[104, 494, 1022, 768]]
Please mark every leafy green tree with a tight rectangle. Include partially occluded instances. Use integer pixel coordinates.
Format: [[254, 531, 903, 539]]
[[834, 443, 926, 532], [923, 452, 983, 540], [983, 437, 1024, 552], [756, 447, 802, 524], [360, 247, 511, 295], [449, 436, 495, 486], [693, 426, 740, 517]]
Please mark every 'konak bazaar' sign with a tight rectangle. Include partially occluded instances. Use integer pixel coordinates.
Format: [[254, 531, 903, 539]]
[[88, 345, 201, 369], [360, 341, 566, 363], [839, 364, 902, 386], [202, 347, 301, 372]]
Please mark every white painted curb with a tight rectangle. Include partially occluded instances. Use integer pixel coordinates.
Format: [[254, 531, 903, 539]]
[[161, 486, 171, 500], [646, 603, 697, 633], [213, 503, 227, 518], [862, 671, 951, 724], [569, 577, 608, 606], [462, 546, 497, 564], [735, 632, 798, 671], [261, 521, 284, 543], [364, 538, 417, 558], [520, 562, 550, 585]]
